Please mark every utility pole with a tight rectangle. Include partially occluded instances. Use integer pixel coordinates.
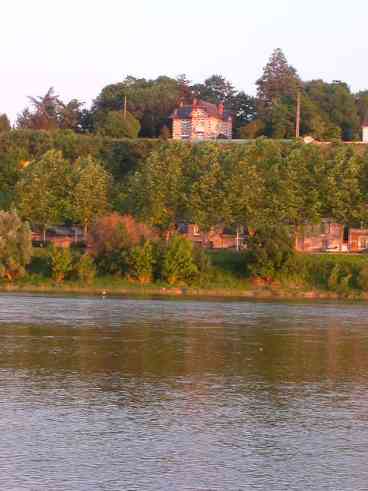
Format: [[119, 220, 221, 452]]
[[124, 95, 127, 120], [295, 91, 301, 138]]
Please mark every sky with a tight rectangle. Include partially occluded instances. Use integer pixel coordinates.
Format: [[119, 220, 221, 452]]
[[2, 0, 368, 122]]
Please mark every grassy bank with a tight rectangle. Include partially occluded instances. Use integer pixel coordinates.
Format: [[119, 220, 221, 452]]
[[2, 249, 368, 301]]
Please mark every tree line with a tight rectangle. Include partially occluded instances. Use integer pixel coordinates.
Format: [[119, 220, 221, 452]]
[[1, 49, 368, 140], [2, 135, 368, 236]]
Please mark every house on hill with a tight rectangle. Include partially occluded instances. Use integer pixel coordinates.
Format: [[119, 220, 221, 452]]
[[170, 99, 232, 140]]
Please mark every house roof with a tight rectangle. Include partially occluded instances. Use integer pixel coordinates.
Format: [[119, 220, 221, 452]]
[[170, 99, 231, 121]]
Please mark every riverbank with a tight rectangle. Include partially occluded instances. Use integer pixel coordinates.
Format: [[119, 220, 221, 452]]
[[1, 278, 368, 301], [2, 249, 368, 301]]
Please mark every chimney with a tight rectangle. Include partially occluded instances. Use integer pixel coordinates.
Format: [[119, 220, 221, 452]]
[[218, 102, 224, 115], [192, 98, 198, 107]]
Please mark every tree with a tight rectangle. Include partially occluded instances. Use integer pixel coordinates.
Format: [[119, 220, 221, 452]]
[[92, 76, 181, 137], [0, 114, 10, 132], [185, 143, 226, 236], [127, 143, 190, 234], [128, 240, 156, 284], [96, 110, 140, 138], [239, 119, 265, 139], [246, 139, 298, 226], [161, 235, 198, 285], [49, 245, 73, 283], [246, 224, 294, 281], [15, 150, 74, 239], [305, 80, 360, 140], [0, 211, 32, 280], [256, 49, 301, 138], [88, 213, 156, 275], [222, 145, 264, 244], [71, 156, 111, 236], [257, 48, 301, 108], [229, 92, 257, 136], [17, 87, 61, 130], [356, 90, 368, 128], [324, 146, 365, 224], [192, 75, 236, 104], [16, 87, 84, 132], [58, 99, 84, 132]]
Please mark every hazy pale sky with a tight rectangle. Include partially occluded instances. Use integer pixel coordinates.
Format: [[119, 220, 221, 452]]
[[2, 0, 367, 122]]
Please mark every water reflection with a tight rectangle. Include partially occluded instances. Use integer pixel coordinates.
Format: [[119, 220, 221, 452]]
[[1, 294, 368, 490]]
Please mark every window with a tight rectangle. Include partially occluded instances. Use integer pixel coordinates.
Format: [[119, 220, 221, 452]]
[[360, 238, 368, 249], [193, 225, 200, 236]]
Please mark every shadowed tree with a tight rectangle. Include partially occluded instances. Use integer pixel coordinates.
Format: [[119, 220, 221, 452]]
[[0, 114, 11, 132]]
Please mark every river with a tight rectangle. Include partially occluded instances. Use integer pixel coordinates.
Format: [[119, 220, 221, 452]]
[[1, 294, 368, 490]]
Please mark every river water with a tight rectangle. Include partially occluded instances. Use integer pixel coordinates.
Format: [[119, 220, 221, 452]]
[[1, 294, 368, 490]]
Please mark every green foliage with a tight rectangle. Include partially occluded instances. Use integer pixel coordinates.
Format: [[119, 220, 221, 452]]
[[127, 142, 190, 232], [48, 246, 73, 283], [16, 149, 74, 233], [76, 253, 96, 284], [89, 213, 156, 275], [305, 80, 360, 141], [327, 263, 352, 294], [161, 235, 198, 285], [71, 155, 111, 235], [239, 119, 265, 139], [127, 240, 155, 283], [96, 111, 140, 138], [357, 263, 368, 290], [246, 225, 294, 280], [16, 88, 84, 132], [92, 76, 181, 137], [0, 211, 32, 280], [0, 114, 11, 132]]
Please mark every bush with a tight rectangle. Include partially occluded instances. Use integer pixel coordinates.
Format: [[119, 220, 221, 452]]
[[246, 225, 294, 281], [161, 235, 198, 285], [76, 253, 96, 284], [96, 111, 141, 139], [358, 264, 368, 290], [89, 213, 156, 275], [49, 246, 73, 283], [0, 210, 32, 280], [327, 264, 352, 294], [127, 240, 155, 284]]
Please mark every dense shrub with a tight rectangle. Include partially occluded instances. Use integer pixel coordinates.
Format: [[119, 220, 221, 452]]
[[358, 263, 368, 290], [0, 211, 32, 280], [327, 264, 352, 294], [96, 111, 141, 139], [49, 246, 73, 283], [127, 240, 156, 284], [246, 225, 294, 280], [89, 213, 156, 275], [76, 253, 96, 284], [161, 235, 198, 285]]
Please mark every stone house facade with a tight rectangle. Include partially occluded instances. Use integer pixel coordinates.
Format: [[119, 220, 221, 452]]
[[296, 221, 368, 253], [295, 220, 345, 252], [170, 99, 232, 140]]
